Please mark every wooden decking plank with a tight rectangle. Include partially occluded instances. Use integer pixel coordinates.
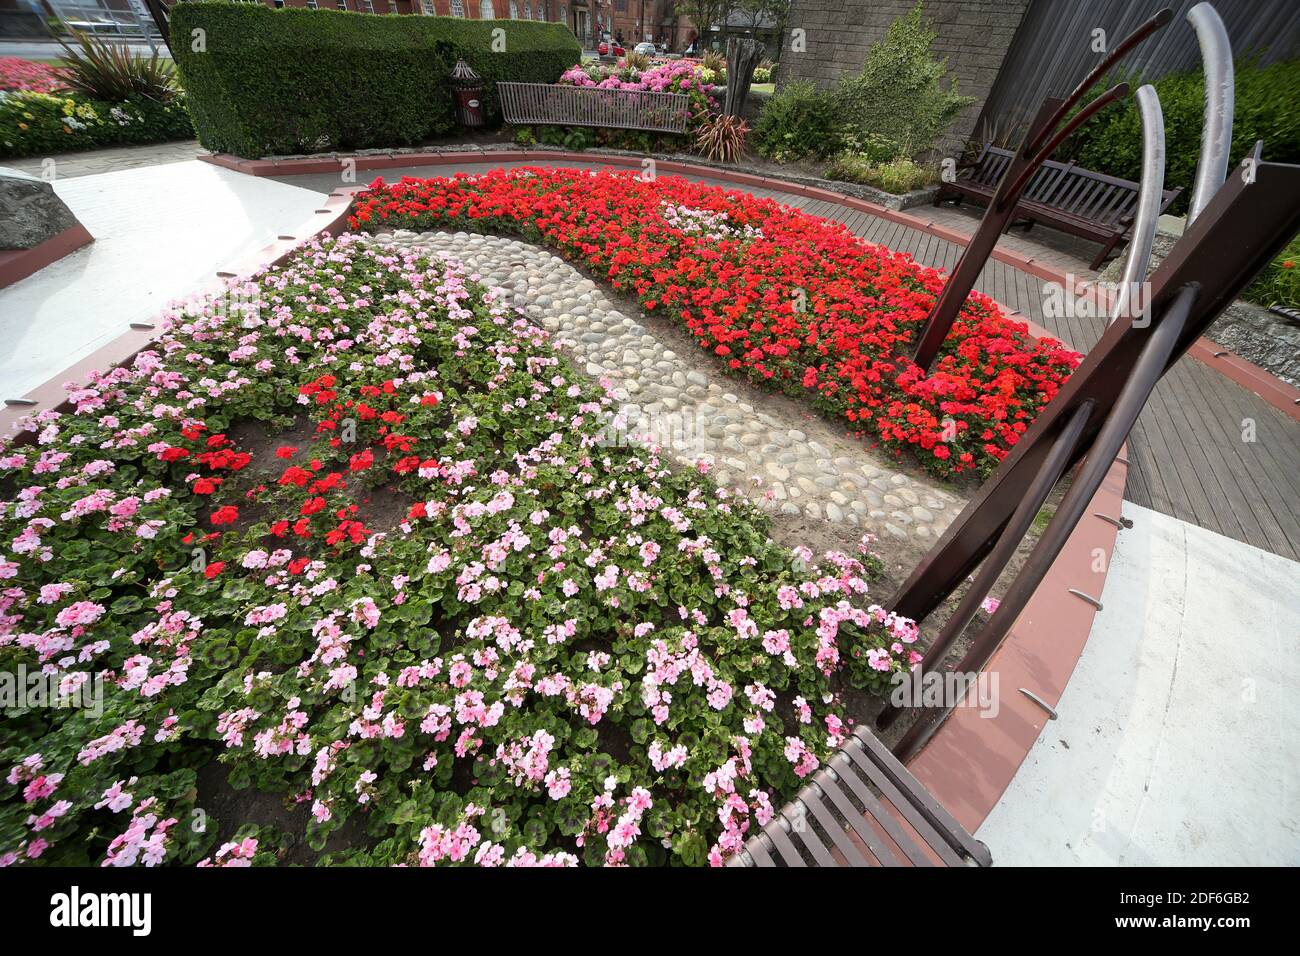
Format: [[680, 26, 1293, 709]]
[[1164, 359, 1288, 540], [1138, 378, 1226, 530], [1156, 362, 1265, 548], [1185, 360, 1300, 558]]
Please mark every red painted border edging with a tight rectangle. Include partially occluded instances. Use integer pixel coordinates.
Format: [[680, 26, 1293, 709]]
[[0, 224, 94, 291]]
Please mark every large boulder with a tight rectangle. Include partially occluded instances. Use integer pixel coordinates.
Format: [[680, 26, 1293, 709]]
[[0, 167, 81, 250]]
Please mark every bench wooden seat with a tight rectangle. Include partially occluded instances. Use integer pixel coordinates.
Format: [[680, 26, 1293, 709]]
[[936, 143, 1182, 269], [726, 726, 992, 867], [496, 81, 691, 134]]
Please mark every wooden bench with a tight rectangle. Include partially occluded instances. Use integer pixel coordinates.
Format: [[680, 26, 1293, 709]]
[[496, 81, 691, 135], [727, 727, 992, 867], [937, 143, 1182, 269]]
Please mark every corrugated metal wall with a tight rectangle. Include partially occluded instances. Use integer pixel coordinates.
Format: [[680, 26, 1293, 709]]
[[977, 0, 1300, 137]]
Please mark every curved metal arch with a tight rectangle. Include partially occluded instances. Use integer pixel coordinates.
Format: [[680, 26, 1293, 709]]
[[1187, 2, 1235, 223], [1111, 84, 1166, 325]]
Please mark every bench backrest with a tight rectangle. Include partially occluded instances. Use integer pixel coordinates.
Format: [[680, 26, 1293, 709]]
[[968, 143, 1181, 227], [497, 82, 691, 134]]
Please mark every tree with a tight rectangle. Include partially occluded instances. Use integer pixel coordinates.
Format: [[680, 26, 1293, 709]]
[[832, 1, 975, 155], [679, 0, 725, 42]]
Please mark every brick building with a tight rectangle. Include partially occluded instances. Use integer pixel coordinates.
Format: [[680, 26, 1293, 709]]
[[235, 0, 612, 46], [606, 0, 692, 49]]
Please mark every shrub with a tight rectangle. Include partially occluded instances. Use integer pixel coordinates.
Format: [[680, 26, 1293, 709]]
[[0, 89, 192, 159], [695, 113, 749, 163], [752, 66, 771, 84], [1241, 234, 1300, 310], [622, 50, 651, 72], [170, 2, 581, 158], [824, 153, 939, 194], [57, 30, 179, 104], [752, 81, 841, 162], [1065, 58, 1300, 216], [700, 50, 726, 74], [832, 1, 974, 156]]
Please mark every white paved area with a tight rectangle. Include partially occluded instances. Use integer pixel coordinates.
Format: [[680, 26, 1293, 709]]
[[978, 501, 1300, 865], [0, 161, 322, 399]]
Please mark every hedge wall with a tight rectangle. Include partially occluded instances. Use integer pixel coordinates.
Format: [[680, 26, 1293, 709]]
[[170, 2, 581, 158]]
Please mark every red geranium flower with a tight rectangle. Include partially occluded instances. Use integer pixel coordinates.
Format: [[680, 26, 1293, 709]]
[[210, 505, 239, 525]]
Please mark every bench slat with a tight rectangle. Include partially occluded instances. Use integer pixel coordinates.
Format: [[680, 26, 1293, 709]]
[[940, 142, 1184, 269], [497, 81, 690, 134]]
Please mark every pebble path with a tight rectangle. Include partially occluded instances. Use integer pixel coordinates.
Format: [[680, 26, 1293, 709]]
[[376, 229, 966, 544]]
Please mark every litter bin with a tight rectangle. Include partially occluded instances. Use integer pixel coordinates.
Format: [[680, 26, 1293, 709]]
[[450, 59, 485, 129]]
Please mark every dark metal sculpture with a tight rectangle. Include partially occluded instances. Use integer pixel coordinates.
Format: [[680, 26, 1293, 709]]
[[141, 0, 174, 58], [909, 7, 1174, 371], [882, 3, 1300, 762], [886, 146, 1299, 761]]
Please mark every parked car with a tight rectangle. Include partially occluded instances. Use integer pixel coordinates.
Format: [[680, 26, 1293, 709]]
[[598, 41, 625, 56], [634, 42, 656, 56]]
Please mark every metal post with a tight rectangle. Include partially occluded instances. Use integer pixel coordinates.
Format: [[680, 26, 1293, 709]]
[[1110, 84, 1166, 324], [893, 285, 1200, 763], [1186, 2, 1234, 224]]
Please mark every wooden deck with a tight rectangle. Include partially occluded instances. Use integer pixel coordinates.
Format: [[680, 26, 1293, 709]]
[[302, 159, 1300, 561]]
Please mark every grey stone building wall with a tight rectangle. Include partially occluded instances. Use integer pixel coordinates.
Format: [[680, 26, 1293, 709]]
[[776, 0, 1031, 155]]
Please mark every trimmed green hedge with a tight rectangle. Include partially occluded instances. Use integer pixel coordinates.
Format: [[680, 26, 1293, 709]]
[[1065, 58, 1300, 217], [170, 2, 581, 158]]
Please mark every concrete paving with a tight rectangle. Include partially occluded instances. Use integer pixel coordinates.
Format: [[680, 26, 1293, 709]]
[[3, 140, 203, 180], [977, 500, 1300, 865], [0, 160, 322, 399]]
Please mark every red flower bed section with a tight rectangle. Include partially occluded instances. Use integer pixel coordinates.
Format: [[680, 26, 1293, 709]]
[[349, 168, 1081, 478], [0, 57, 66, 93]]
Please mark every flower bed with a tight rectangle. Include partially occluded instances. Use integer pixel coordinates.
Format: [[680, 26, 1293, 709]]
[[0, 234, 922, 868], [0, 89, 192, 159], [349, 168, 1082, 479], [0, 57, 66, 94], [559, 61, 717, 129]]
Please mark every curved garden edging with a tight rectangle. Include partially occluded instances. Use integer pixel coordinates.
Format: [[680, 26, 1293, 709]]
[[0, 223, 95, 292], [199, 145, 1300, 422], [1, 165, 1125, 835]]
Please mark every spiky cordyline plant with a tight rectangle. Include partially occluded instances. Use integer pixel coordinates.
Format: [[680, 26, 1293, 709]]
[[57, 29, 179, 104], [695, 113, 750, 164]]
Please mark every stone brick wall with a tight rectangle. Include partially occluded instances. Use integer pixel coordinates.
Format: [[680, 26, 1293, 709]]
[[776, 0, 1030, 154]]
